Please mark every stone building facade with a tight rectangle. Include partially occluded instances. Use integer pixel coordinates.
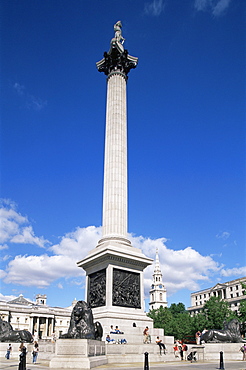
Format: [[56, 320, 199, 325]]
[[0, 294, 75, 339], [188, 277, 246, 316]]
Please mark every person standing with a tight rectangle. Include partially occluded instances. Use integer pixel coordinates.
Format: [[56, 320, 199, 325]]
[[182, 343, 188, 360], [18, 344, 27, 370], [240, 344, 246, 360], [143, 327, 151, 344], [195, 331, 201, 345], [5, 344, 12, 359], [32, 341, 39, 364]]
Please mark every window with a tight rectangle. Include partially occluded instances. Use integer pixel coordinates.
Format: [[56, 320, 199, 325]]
[[195, 296, 198, 300], [60, 320, 62, 325], [236, 285, 239, 290], [231, 294, 233, 298], [204, 294, 206, 298], [230, 287, 233, 291], [160, 293, 163, 301], [25, 318, 28, 323]]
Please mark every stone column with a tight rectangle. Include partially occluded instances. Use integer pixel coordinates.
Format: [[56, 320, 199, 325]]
[[96, 23, 138, 248], [30, 317, 33, 334], [45, 318, 48, 337], [102, 72, 127, 240]]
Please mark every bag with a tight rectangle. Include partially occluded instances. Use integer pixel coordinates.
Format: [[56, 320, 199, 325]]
[[187, 353, 192, 361], [183, 345, 188, 351], [240, 346, 244, 353]]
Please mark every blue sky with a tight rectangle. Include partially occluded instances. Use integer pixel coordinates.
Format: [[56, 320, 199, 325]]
[[0, 0, 245, 310]]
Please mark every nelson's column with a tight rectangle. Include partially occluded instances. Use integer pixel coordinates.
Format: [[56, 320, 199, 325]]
[[77, 22, 153, 330]]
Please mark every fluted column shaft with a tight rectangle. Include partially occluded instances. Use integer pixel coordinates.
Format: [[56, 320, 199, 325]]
[[102, 72, 128, 240]]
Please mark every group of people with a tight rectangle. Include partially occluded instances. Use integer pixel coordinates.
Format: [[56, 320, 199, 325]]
[[5, 338, 39, 365], [110, 325, 124, 334], [106, 325, 127, 344], [173, 340, 188, 360]]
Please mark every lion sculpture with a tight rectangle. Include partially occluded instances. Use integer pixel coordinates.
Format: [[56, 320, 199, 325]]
[[201, 319, 246, 343], [0, 317, 33, 342], [60, 300, 103, 340]]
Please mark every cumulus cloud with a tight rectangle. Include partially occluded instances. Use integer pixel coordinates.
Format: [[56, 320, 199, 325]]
[[13, 82, 47, 111], [194, 0, 231, 16], [0, 199, 49, 248], [4, 254, 83, 288], [1, 200, 242, 298], [144, 0, 165, 16], [134, 236, 222, 297], [221, 266, 246, 277], [2, 224, 101, 288], [0, 293, 17, 302]]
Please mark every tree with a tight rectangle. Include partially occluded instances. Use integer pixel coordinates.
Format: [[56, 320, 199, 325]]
[[202, 296, 232, 329], [169, 303, 186, 316], [148, 304, 193, 339]]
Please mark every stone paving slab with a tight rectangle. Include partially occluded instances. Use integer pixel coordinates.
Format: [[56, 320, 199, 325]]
[[1, 359, 246, 370]]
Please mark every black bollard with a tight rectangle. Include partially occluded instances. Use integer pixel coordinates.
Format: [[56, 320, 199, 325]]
[[219, 351, 225, 370], [144, 351, 149, 370], [18, 347, 27, 370]]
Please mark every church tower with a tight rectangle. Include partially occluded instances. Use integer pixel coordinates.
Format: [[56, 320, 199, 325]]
[[149, 249, 167, 310]]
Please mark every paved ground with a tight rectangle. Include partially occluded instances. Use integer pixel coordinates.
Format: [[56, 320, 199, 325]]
[[1, 359, 246, 370]]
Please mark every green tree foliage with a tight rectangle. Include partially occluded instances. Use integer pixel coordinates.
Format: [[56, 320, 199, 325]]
[[147, 304, 192, 339], [148, 295, 241, 339], [202, 296, 233, 329]]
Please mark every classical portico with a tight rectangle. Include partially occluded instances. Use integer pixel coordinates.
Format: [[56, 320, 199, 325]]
[[77, 22, 153, 330]]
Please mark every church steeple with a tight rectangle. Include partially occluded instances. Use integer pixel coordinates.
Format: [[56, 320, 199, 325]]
[[149, 248, 167, 310]]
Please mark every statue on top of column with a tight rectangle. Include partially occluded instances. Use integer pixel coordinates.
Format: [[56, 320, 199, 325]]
[[110, 21, 125, 53], [96, 21, 138, 76]]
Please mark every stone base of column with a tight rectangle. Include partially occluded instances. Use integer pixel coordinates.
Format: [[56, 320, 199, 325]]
[[97, 236, 131, 247], [49, 339, 107, 369], [77, 241, 153, 334]]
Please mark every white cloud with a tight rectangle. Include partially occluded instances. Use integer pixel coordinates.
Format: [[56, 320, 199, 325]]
[[144, 0, 165, 16], [220, 266, 246, 277], [4, 254, 83, 288], [2, 225, 101, 288], [216, 231, 230, 240], [0, 244, 9, 250], [135, 236, 222, 297], [0, 199, 49, 248], [1, 200, 241, 299], [0, 293, 17, 302], [13, 82, 47, 111], [194, 0, 231, 16]]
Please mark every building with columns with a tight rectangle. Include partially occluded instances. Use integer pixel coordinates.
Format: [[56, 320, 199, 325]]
[[0, 294, 75, 339], [188, 277, 246, 316], [149, 249, 167, 310]]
